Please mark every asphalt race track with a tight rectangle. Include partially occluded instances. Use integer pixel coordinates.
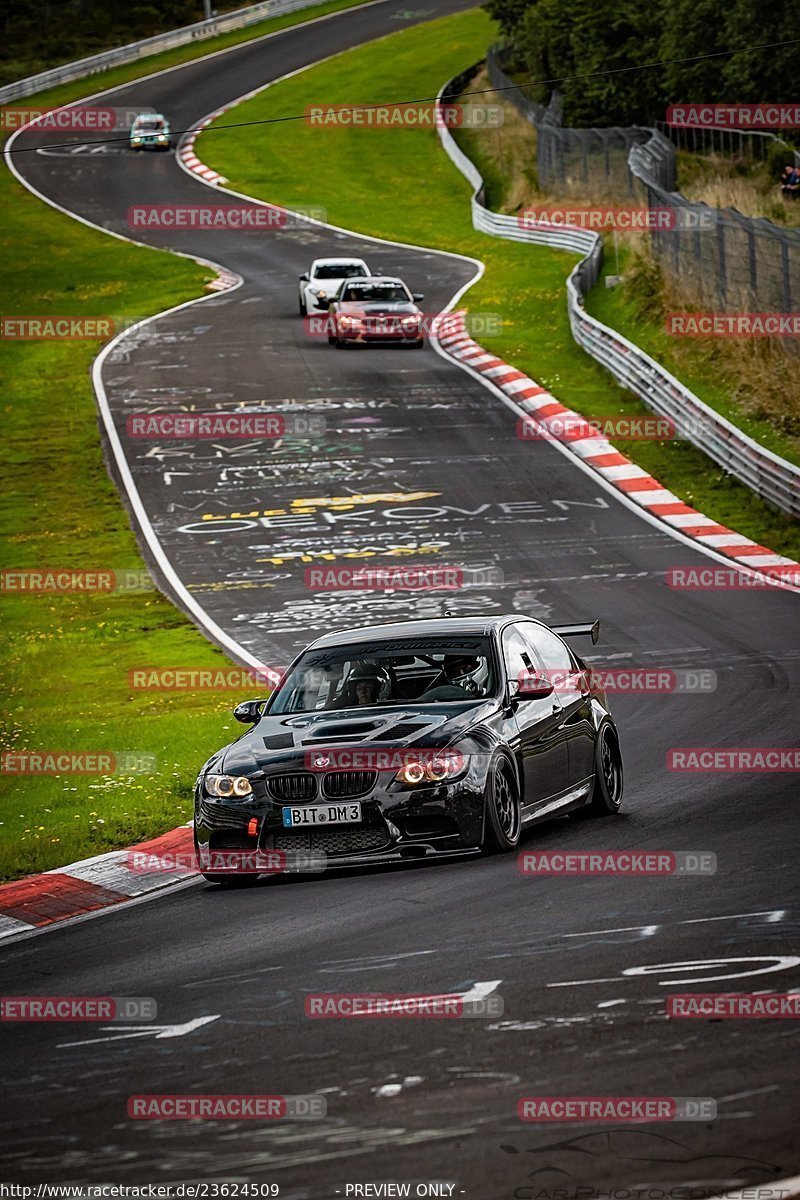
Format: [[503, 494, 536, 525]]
[[3, 1, 799, 1194]]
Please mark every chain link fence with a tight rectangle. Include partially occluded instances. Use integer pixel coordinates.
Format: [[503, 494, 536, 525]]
[[486, 44, 799, 321]]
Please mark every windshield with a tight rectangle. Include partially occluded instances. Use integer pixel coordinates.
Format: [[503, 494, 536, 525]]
[[314, 263, 367, 280], [268, 638, 497, 713], [135, 118, 164, 130], [341, 283, 410, 303]]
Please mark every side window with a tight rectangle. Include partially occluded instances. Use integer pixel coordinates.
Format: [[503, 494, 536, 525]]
[[502, 625, 537, 681], [522, 625, 575, 672]]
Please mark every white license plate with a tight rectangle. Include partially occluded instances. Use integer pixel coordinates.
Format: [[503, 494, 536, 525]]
[[282, 802, 362, 828]]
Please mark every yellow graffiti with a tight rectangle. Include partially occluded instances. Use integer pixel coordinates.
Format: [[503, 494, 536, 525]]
[[201, 491, 440, 522], [254, 545, 446, 567]]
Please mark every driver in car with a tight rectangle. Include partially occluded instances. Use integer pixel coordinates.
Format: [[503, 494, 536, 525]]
[[418, 655, 485, 701], [355, 677, 381, 705], [332, 662, 387, 707]]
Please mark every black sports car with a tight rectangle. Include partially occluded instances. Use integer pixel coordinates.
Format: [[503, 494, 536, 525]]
[[193, 615, 624, 885]]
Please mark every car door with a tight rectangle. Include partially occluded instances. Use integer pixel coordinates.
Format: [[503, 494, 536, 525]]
[[520, 622, 596, 787], [501, 624, 570, 816]]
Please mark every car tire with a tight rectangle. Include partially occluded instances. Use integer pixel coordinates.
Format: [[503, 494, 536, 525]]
[[299, 297, 307, 316], [335, 338, 349, 349], [410, 339, 424, 349], [587, 722, 623, 815], [327, 334, 336, 345], [482, 753, 521, 853]]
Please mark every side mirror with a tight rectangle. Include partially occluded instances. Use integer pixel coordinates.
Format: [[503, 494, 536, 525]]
[[233, 700, 264, 724], [412, 293, 424, 301], [511, 672, 554, 701], [300, 273, 309, 282], [317, 297, 331, 309]]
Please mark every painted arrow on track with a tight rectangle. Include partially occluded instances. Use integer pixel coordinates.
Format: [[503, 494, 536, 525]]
[[58, 1014, 220, 1047]]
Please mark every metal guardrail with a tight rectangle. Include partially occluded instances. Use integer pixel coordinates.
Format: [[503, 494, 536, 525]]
[[436, 71, 800, 519], [0, 0, 326, 104]]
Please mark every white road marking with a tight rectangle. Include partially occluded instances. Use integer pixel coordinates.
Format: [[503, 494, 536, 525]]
[[58, 1014, 219, 1048], [562, 910, 787, 940], [460, 980, 502, 1002], [717, 1085, 779, 1103], [550, 955, 800, 988], [681, 909, 787, 925], [625, 956, 800, 986], [563, 923, 660, 938]]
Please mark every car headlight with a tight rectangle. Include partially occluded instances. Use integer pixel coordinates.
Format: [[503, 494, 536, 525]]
[[132, 137, 141, 143], [395, 752, 467, 786], [339, 315, 363, 331], [157, 135, 168, 142], [401, 315, 421, 329], [205, 774, 253, 799]]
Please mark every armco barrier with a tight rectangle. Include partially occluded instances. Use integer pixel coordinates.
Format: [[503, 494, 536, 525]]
[[0, 0, 329, 104], [436, 70, 800, 519]]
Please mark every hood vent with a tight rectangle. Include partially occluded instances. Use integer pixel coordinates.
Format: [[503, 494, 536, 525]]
[[386, 722, 430, 739], [262, 734, 295, 750], [305, 721, 382, 740]]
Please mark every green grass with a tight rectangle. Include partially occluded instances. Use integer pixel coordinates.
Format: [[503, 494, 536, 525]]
[[0, 0, 381, 882], [0, 174, 255, 880], [199, 10, 800, 560]]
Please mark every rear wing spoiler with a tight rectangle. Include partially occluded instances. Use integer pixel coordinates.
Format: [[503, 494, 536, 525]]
[[551, 621, 600, 644]]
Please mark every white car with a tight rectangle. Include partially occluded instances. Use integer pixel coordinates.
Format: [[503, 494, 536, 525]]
[[299, 257, 371, 316], [129, 112, 171, 150]]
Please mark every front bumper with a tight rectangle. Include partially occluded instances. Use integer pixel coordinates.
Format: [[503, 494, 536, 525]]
[[340, 330, 423, 344], [194, 766, 485, 874]]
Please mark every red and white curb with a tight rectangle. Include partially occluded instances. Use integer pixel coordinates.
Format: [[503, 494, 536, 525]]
[[0, 824, 195, 941], [206, 268, 241, 291], [178, 109, 229, 187], [178, 107, 244, 295], [436, 312, 799, 577]]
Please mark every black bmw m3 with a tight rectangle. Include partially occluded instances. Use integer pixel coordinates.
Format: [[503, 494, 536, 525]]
[[193, 615, 624, 884]]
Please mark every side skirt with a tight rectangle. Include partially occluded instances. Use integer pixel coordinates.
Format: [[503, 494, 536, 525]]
[[521, 778, 593, 825]]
